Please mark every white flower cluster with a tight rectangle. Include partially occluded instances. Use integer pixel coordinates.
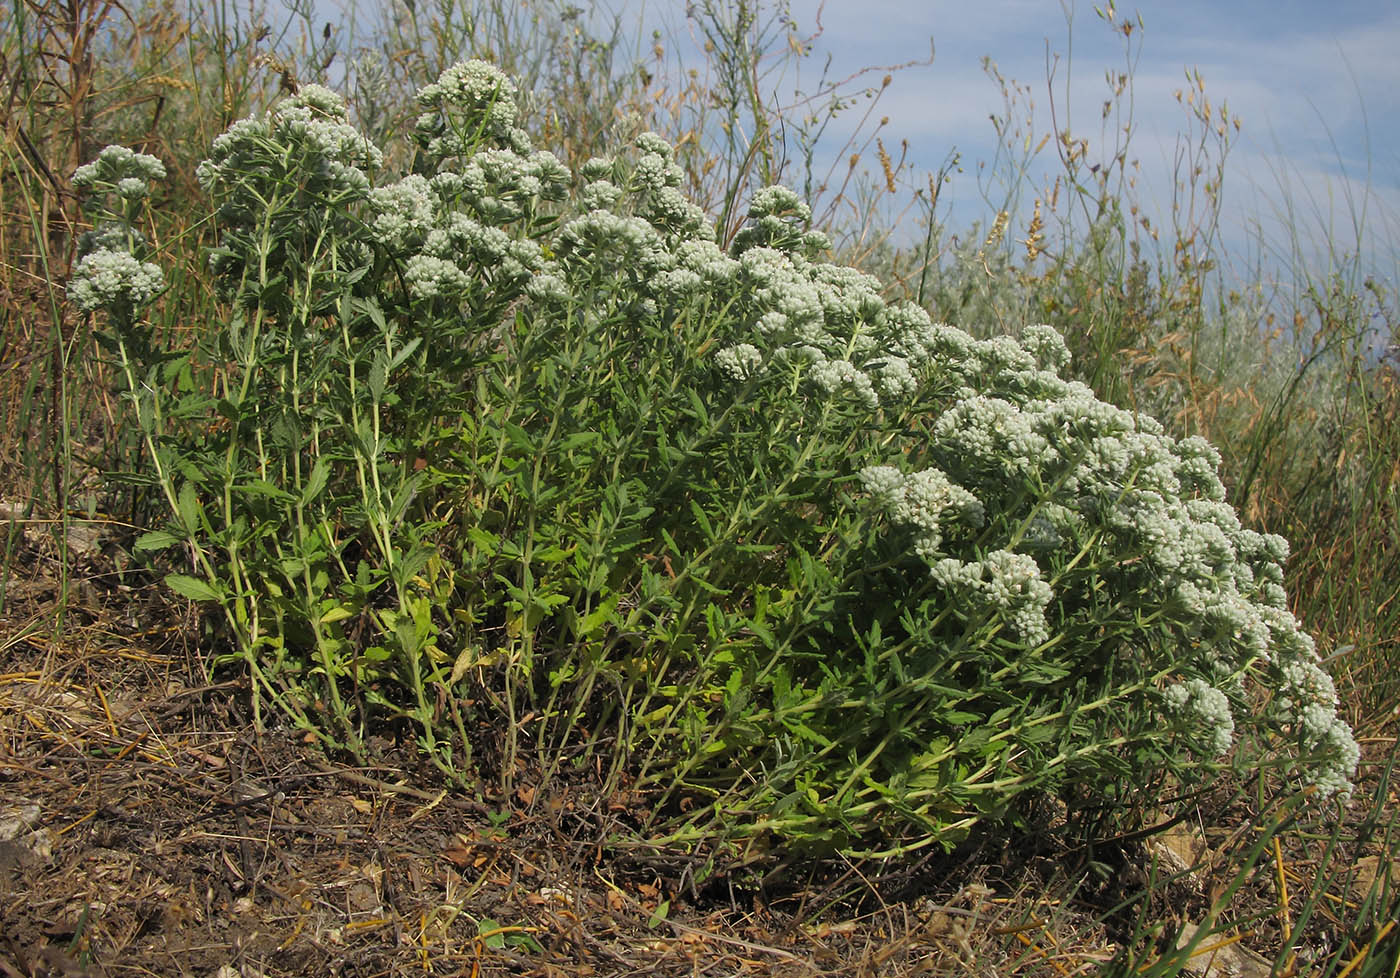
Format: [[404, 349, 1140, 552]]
[[859, 465, 983, 559], [814, 303, 1358, 793], [116, 178, 149, 200], [368, 174, 436, 250], [68, 149, 166, 315], [624, 133, 714, 240], [1019, 322, 1072, 372], [715, 343, 763, 381], [76, 222, 144, 261], [1164, 677, 1236, 756], [465, 130, 739, 326], [931, 550, 1054, 646], [456, 147, 570, 223], [358, 65, 578, 314], [1270, 656, 1361, 797], [194, 89, 382, 298], [403, 254, 471, 298], [933, 394, 1056, 478], [68, 248, 164, 312], [571, 135, 711, 244], [196, 85, 382, 204], [72, 144, 166, 195], [556, 209, 671, 279], [414, 59, 531, 161], [704, 224, 951, 409], [732, 185, 831, 256]]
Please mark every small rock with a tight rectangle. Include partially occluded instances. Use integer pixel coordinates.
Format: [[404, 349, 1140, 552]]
[[0, 798, 41, 841], [65, 522, 105, 557], [1351, 854, 1400, 902], [1176, 922, 1273, 978]]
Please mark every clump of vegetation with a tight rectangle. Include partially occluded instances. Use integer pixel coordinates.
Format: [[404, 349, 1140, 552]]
[[5, 0, 1397, 972], [71, 61, 1356, 863]]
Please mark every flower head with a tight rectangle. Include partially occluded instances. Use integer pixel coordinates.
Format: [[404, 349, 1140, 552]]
[[68, 248, 164, 313], [73, 145, 166, 190]]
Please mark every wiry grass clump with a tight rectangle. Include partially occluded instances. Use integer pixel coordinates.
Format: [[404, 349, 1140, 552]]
[[3, 0, 1398, 974]]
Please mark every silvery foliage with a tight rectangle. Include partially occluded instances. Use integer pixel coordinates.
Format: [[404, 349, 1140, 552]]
[[74, 59, 1359, 803], [704, 203, 1358, 796], [68, 148, 166, 313], [575, 130, 1358, 796], [194, 84, 384, 297]]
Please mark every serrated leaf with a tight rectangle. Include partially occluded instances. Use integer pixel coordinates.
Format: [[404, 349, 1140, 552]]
[[342, 263, 371, 286], [176, 482, 200, 536], [165, 574, 221, 602], [394, 543, 433, 586], [505, 423, 534, 454], [575, 594, 620, 638], [688, 500, 714, 542], [388, 336, 422, 372], [466, 526, 501, 552], [236, 479, 295, 501], [369, 351, 389, 402], [355, 296, 387, 332], [302, 458, 331, 504], [387, 473, 422, 525]]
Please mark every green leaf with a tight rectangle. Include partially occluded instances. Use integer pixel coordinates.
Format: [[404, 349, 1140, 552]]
[[302, 458, 330, 504], [369, 351, 389, 402], [476, 918, 506, 950], [134, 529, 181, 553], [574, 594, 620, 638], [394, 544, 433, 587], [387, 473, 423, 525], [103, 471, 160, 487], [685, 386, 709, 425], [395, 614, 422, 657], [688, 500, 714, 542], [354, 296, 388, 333], [319, 605, 356, 624], [466, 526, 501, 552], [165, 574, 221, 602], [388, 336, 422, 372], [505, 422, 534, 454], [647, 899, 670, 929], [559, 431, 600, 452], [176, 482, 200, 536], [236, 479, 296, 502], [505, 932, 542, 952], [341, 263, 371, 286]]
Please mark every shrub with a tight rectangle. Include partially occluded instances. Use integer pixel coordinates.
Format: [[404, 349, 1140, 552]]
[[71, 61, 1357, 862]]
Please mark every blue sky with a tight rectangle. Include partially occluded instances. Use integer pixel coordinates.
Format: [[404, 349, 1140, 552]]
[[631, 0, 1400, 289], [308, 0, 1398, 291]]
